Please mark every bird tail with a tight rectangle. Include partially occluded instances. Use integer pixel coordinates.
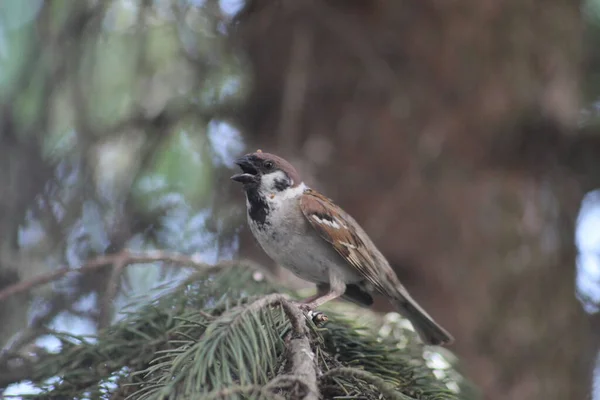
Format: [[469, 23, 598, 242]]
[[391, 292, 453, 346]]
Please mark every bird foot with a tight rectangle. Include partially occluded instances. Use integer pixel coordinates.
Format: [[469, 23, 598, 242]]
[[294, 303, 328, 325], [311, 311, 329, 325]]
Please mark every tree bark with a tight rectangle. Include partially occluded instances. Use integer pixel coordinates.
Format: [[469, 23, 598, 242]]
[[232, 1, 596, 399]]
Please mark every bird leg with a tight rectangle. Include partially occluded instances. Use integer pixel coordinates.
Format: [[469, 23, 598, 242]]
[[300, 283, 330, 304], [301, 273, 346, 311]]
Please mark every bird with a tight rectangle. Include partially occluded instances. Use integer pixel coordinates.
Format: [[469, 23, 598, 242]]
[[231, 150, 453, 346]]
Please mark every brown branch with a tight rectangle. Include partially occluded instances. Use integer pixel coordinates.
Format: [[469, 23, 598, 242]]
[[242, 294, 320, 400], [0, 250, 263, 303]]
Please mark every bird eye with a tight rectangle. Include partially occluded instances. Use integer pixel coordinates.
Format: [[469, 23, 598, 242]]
[[264, 161, 274, 170]]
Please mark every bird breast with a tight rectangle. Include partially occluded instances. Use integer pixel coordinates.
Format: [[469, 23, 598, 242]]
[[247, 191, 361, 284]]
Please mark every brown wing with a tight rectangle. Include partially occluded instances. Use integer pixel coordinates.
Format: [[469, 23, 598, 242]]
[[300, 189, 389, 295], [301, 189, 453, 345]]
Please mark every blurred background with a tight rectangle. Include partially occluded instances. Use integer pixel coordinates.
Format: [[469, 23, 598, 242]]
[[0, 0, 599, 399]]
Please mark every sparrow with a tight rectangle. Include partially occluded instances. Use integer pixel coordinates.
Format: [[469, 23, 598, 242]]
[[231, 151, 453, 345]]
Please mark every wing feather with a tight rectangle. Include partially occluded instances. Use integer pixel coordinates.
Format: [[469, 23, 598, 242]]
[[300, 189, 389, 295]]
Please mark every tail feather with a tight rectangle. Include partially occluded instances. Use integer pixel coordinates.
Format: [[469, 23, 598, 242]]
[[392, 294, 453, 346]]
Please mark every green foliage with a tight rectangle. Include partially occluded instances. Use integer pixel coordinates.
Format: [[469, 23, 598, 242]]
[[134, 129, 214, 212], [18, 266, 464, 400]]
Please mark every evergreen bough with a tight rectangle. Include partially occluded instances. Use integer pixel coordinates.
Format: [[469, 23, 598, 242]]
[[11, 266, 466, 399]]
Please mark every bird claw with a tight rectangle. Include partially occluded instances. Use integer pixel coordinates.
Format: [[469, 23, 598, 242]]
[[295, 303, 329, 325], [311, 311, 329, 326]]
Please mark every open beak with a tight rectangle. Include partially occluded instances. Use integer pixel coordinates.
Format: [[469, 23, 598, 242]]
[[231, 155, 259, 184]]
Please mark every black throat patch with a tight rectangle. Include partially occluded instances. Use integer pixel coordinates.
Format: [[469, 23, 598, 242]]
[[246, 187, 269, 227]]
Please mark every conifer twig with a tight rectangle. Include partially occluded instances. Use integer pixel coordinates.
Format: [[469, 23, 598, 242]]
[[320, 367, 416, 400], [203, 384, 285, 400]]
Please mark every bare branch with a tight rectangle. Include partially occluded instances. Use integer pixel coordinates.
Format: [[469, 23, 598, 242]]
[[98, 257, 128, 329], [0, 250, 263, 303]]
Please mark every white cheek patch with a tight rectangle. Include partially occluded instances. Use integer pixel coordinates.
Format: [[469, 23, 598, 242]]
[[260, 168, 307, 201], [277, 182, 307, 201], [310, 214, 346, 229]]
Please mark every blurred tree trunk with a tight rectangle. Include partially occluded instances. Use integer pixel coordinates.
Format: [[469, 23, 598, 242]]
[[232, 1, 596, 399]]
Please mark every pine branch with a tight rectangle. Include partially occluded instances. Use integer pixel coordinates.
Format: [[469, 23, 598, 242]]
[[0, 250, 267, 379], [1, 265, 465, 399]]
